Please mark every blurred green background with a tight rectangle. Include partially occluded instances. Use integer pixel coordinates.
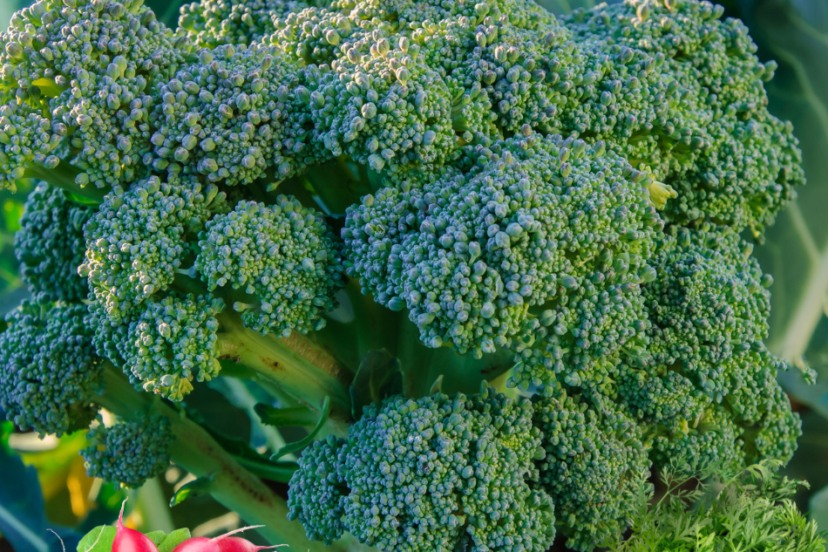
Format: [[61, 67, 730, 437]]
[[2, 0, 828, 549]]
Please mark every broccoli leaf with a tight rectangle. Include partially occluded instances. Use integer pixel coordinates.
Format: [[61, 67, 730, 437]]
[[737, 0, 828, 372]]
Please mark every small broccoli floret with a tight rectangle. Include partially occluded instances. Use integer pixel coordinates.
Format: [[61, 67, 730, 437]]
[[651, 405, 744, 474], [268, 7, 365, 66], [117, 293, 225, 401], [151, 44, 321, 186], [80, 175, 227, 324], [287, 435, 349, 545], [0, 0, 190, 192], [177, 0, 309, 48], [332, 0, 553, 31], [343, 131, 660, 360], [533, 391, 650, 551], [14, 183, 94, 302], [82, 414, 174, 488], [643, 227, 771, 404], [288, 385, 556, 552], [742, 382, 801, 467], [197, 196, 344, 336], [308, 35, 458, 173], [565, 0, 803, 234], [0, 301, 102, 436]]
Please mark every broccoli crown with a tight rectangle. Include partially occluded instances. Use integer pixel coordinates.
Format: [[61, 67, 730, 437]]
[[117, 293, 225, 401], [288, 385, 556, 552], [15, 182, 93, 302], [80, 175, 227, 324], [344, 131, 660, 358], [197, 196, 343, 336], [0, 301, 101, 436], [0, 0, 190, 191], [82, 414, 174, 488], [533, 391, 650, 551]]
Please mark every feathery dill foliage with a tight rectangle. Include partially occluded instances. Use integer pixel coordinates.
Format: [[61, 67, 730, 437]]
[[609, 461, 827, 552]]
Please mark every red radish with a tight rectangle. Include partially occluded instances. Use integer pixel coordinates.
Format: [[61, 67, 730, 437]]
[[172, 526, 286, 552], [113, 500, 160, 552], [171, 537, 220, 552]]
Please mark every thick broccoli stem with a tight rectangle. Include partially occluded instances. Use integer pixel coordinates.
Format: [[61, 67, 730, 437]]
[[93, 365, 353, 551], [21, 164, 108, 204], [214, 310, 352, 434]]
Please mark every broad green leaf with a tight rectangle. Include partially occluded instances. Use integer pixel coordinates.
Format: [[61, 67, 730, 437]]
[[736, 0, 828, 371], [0, 435, 78, 552], [810, 484, 828, 533]]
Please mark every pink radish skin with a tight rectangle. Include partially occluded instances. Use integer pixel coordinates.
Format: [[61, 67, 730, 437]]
[[172, 526, 286, 552], [215, 536, 286, 552], [171, 537, 220, 552], [113, 500, 160, 552]]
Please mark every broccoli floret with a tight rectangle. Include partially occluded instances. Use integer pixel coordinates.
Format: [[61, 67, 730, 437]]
[[643, 227, 773, 404], [177, 0, 310, 48], [289, 385, 556, 552], [533, 391, 650, 551], [0, 301, 102, 436], [117, 293, 225, 401], [651, 405, 745, 474], [267, 7, 366, 66], [80, 175, 227, 324], [197, 197, 344, 336], [343, 130, 660, 360], [150, 44, 324, 186], [564, 0, 803, 234], [331, 0, 553, 31], [82, 414, 174, 488], [0, 0, 191, 192], [286, 435, 349, 544], [15, 182, 93, 302], [308, 35, 459, 173]]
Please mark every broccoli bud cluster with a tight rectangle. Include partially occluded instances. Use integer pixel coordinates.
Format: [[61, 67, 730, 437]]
[[82, 414, 175, 488], [289, 385, 556, 552]]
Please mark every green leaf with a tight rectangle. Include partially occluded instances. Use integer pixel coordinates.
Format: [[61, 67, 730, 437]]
[[736, 0, 828, 370], [151, 528, 192, 552], [349, 350, 403, 420], [270, 396, 331, 461], [254, 404, 318, 427], [76, 526, 115, 552], [169, 475, 215, 507], [810, 484, 828, 533]]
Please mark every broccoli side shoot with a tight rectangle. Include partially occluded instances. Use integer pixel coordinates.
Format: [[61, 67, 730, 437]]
[[82, 414, 175, 488]]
